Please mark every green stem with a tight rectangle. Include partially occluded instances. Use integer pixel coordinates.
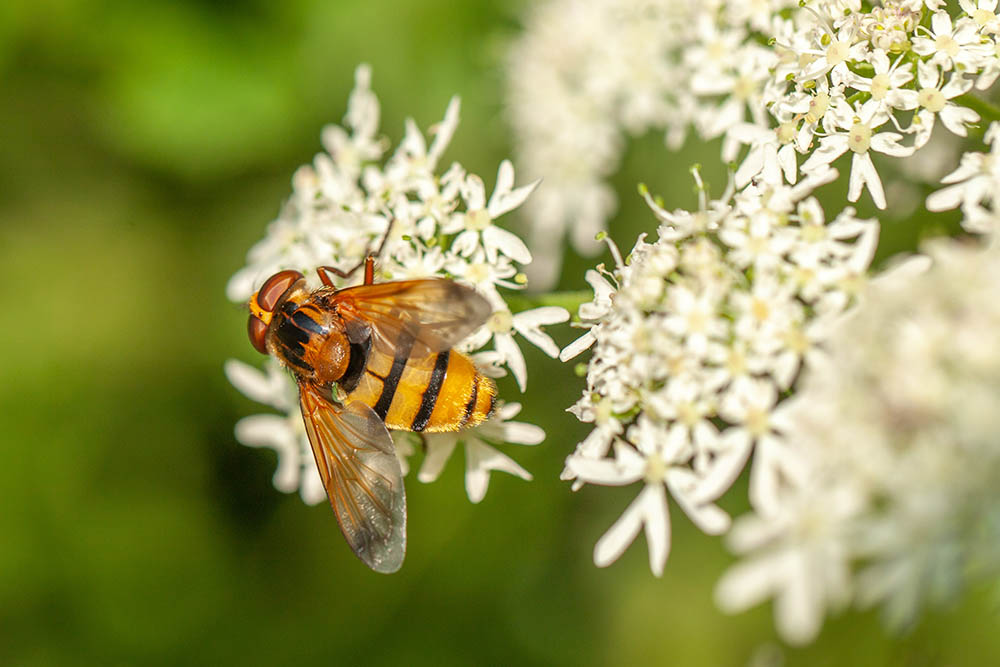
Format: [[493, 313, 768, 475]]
[[956, 94, 1000, 125], [846, 90, 871, 106], [505, 290, 593, 315]]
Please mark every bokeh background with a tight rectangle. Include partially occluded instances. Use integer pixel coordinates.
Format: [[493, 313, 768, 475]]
[[1, 1, 996, 665]]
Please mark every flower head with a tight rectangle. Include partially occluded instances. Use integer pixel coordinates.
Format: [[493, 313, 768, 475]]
[[562, 168, 878, 574], [227, 66, 564, 505], [718, 237, 1000, 642]]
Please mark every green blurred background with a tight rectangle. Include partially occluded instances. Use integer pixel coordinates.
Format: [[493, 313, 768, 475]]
[[1, 1, 996, 665]]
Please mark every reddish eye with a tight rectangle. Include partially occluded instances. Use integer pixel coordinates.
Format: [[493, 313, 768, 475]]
[[257, 270, 304, 313], [248, 315, 269, 355]]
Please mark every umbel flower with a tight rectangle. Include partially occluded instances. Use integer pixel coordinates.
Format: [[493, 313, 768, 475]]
[[508, 0, 1000, 285], [562, 167, 879, 576], [227, 65, 566, 505], [716, 237, 1000, 644], [927, 120, 1000, 233], [506, 0, 797, 286]]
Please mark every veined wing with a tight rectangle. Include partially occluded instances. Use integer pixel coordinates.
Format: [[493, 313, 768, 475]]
[[298, 381, 406, 573], [332, 279, 491, 358]]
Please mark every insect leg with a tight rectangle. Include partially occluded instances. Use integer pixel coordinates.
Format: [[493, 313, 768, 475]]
[[317, 264, 357, 286]]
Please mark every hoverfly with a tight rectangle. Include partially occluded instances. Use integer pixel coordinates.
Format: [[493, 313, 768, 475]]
[[246, 252, 496, 573]]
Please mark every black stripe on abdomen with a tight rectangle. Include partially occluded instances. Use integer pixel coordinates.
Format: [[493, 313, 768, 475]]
[[460, 379, 479, 427], [372, 332, 415, 420], [411, 351, 450, 432]]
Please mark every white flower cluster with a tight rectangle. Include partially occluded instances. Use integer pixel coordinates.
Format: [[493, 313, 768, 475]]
[[226, 65, 563, 505], [716, 237, 1000, 644], [508, 0, 1000, 284], [928, 120, 1000, 232], [561, 168, 879, 576], [740, 0, 1000, 209], [506, 0, 802, 286]]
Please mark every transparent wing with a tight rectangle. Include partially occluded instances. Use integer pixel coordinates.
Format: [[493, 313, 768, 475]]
[[298, 381, 406, 573], [332, 279, 491, 358]]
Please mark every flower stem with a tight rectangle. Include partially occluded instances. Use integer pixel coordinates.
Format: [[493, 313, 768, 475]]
[[506, 290, 593, 315], [956, 93, 1000, 124]]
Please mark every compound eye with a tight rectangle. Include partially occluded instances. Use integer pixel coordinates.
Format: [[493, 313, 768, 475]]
[[257, 270, 304, 313], [248, 315, 269, 354]]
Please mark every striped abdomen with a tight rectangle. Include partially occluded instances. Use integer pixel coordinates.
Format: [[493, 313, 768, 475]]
[[341, 335, 496, 433]]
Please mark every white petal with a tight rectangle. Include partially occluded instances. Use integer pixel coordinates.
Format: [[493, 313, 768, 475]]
[[465, 440, 532, 503], [941, 72, 974, 98], [774, 551, 823, 645], [926, 183, 966, 211], [735, 145, 764, 188], [696, 431, 753, 501], [401, 117, 427, 157], [559, 331, 596, 361], [848, 152, 885, 209], [565, 456, 638, 485], [939, 105, 979, 137], [488, 160, 540, 217], [778, 144, 798, 185], [462, 174, 487, 210], [870, 131, 913, 157], [716, 550, 786, 614], [642, 484, 671, 576], [494, 158, 514, 197], [300, 465, 326, 505], [225, 359, 286, 409], [453, 229, 481, 259], [515, 305, 571, 326], [428, 96, 460, 166], [498, 420, 546, 446], [801, 137, 848, 172], [666, 470, 731, 535], [483, 225, 532, 264], [227, 266, 263, 302], [593, 484, 671, 576], [515, 327, 562, 359], [234, 414, 293, 448], [418, 435, 457, 483], [495, 332, 527, 391], [931, 11, 953, 37]]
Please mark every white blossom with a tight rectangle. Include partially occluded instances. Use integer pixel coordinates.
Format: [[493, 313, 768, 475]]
[[718, 237, 1000, 642], [800, 99, 914, 209], [562, 168, 879, 574], [927, 121, 1000, 233], [506, 0, 795, 287], [910, 61, 979, 148], [509, 0, 1000, 277]]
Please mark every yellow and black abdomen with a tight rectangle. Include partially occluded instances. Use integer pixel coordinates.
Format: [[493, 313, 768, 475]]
[[342, 337, 496, 433]]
